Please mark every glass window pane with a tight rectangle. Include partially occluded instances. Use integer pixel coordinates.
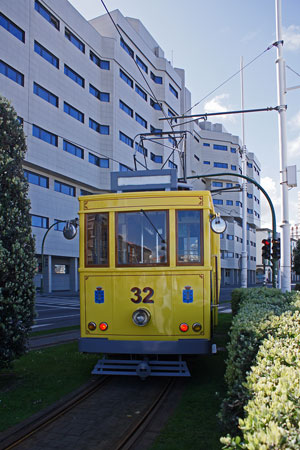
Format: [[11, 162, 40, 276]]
[[117, 211, 168, 266], [177, 210, 203, 264], [86, 213, 109, 266]]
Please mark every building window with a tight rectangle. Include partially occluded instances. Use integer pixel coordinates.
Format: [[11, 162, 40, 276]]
[[64, 64, 84, 87], [247, 208, 253, 214], [203, 161, 210, 165], [64, 102, 84, 123], [80, 189, 93, 196], [0, 60, 24, 86], [212, 181, 223, 187], [34, 0, 59, 30], [203, 143, 210, 147], [169, 83, 178, 98], [54, 221, 66, 232], [150, 99, 162, 110], [89, 84, 110, 102], [214, 162, 228, 168], [226, 200, 233, 205], [150, 71, 162, 84], [89, 118, 109, 135], [33, 82, 58, 107], [213, 144, 227, 151], [0, 12, 25, 42], [226, 182, 233, 188], [54, 180, 75, 196], [31, 214, 49, 228], [89, 153, 109, 168], [231, 147, 236, 153], [90, 50, 110, 70], [17, 117, 24, 126], [150, 153, 163, 164], [135, 84, 147, 101], [213, 199, 223, 205], [135, 142, 148, 157], [63, 140, 84, 159], [65, 28, 85, 53], [120, 69, 133, 88], [231, 165, 237, 171], [236, 201, 242, 207], [120, 38, 134, 58], [135, 113, 147, 128], [136, 55, 148, 73], [119, 100, 133, 117], [168, 136, 176, 146], [34, 41, 59, 68], [32, 124, 58, 146], [247, 162, 253, 168], [168, 160, 177, 169], [150, 125, 162, 135], [119, 163, 132, 172], [24, 169, 49, 188], [247, 193, 253, 198], [227, 234, 234, 240], [168, 109, 178, 123], [119, 131, 133, 148]]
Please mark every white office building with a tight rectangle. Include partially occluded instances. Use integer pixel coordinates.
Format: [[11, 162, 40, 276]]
[[0, 0, 260, 291]]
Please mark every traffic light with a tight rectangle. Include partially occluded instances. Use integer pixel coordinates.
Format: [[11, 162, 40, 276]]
[[272, 238, 281, 260], [262, 239, 271, 261]]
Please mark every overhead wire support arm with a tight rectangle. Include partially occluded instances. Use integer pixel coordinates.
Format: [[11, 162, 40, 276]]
[[159, 106, 282, 122]]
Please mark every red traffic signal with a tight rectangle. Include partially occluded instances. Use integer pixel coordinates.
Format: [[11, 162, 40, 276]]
[[262, 239, 271, 260]]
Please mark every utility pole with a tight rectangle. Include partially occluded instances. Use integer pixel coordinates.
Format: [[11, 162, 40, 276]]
[[275, 0, 291, 292], [240, 56, 248, 288]]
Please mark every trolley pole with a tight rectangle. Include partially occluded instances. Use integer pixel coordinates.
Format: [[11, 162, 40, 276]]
[[275, 0, 291, 292], [240, 56, 248, 288]]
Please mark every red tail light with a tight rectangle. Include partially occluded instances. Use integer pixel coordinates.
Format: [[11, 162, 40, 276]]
[[179, 323, 189, 332], [99, 322, 108, 331]]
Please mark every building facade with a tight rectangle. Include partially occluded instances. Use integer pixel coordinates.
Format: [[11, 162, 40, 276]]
[[0, 0, 260, 291]]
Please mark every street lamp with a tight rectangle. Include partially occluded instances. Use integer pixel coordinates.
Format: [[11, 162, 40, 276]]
[[40, 218, 79, 294]]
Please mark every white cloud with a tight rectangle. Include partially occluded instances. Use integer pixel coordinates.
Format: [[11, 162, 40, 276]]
[[203, 94, 235, 123], [288, 111, 300, 130], [260, 176, 281, 228], [288, 135, 300, 157], [283, 25, 300, 51]]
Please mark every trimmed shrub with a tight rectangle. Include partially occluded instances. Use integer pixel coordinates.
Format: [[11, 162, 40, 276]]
[[231, 288, 247, 316], [219, 288, 298, 433], [0, 96, 36, 368], [221, 307, 300, 449]]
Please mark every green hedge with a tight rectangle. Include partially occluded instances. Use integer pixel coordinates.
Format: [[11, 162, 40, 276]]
[[219, 288, 299, 434]]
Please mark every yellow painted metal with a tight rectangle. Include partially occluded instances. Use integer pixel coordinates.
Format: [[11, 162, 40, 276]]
[[79, 190, 220, 344]]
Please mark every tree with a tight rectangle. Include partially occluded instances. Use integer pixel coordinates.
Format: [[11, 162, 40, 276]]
[[293, 239, 300, 275], [0, 96, 36, 368]]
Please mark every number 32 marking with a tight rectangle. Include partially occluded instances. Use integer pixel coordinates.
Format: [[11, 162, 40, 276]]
[[130, 287, 154, 304]]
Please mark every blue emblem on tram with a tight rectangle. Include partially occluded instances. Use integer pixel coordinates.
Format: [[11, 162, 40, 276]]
[[183, 286, 193, 303], [95, 287, 104, 304]]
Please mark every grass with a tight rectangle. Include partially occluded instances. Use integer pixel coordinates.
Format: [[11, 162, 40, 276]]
[[150, 313, 232, 450], [0, 313, 232, 446], [0, 342, 98, 431]]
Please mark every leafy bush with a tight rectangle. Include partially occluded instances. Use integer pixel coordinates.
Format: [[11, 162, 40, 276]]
[[231, 288, 247, 316], [0, 96, 36, 368], [219, 288, 298, 433], [221, 306, 300, 449]]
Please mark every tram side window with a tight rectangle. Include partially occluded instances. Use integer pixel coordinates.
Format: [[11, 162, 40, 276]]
[[116, 211, 168, 266], [177, 210, 203, 264], [86, 213, 109, 266]]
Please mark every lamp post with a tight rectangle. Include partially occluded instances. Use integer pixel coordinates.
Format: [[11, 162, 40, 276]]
[[40, 219, 78, 294]]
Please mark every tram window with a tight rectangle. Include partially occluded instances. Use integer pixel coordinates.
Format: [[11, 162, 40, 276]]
[[176, 210, 203, 264], [116, 211, 168, 266], [85, 213, 109, 266]]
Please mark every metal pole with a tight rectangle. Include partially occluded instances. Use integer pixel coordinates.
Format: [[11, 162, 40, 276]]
[[240, 56, 248, 288], [275, 0, 291, 292]]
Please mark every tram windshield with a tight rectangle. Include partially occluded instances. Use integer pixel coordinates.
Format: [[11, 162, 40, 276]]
[[86, 213, 109, 266], [117, 210, 168, 266], [177, 210, 203, 264]]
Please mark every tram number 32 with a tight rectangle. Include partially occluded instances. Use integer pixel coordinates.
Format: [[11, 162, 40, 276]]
[[130, 287, 154, 304]]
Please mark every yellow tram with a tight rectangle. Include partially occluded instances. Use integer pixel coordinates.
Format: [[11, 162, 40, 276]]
[[78, 171, 223, 377]]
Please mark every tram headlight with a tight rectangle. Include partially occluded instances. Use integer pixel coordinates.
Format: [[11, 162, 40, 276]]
[[192, 322, 202, 332], [132, 308, 151, 327]]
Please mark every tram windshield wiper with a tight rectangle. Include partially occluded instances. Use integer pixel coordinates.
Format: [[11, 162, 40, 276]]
[[140, 209, 165, 243]]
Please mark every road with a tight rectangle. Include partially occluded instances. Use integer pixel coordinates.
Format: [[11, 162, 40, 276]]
[[34, 293, 80, 331], [33, 285, 239, 332]]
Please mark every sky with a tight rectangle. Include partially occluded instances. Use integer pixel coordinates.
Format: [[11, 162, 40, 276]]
[[68, 0, 300, 230]]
